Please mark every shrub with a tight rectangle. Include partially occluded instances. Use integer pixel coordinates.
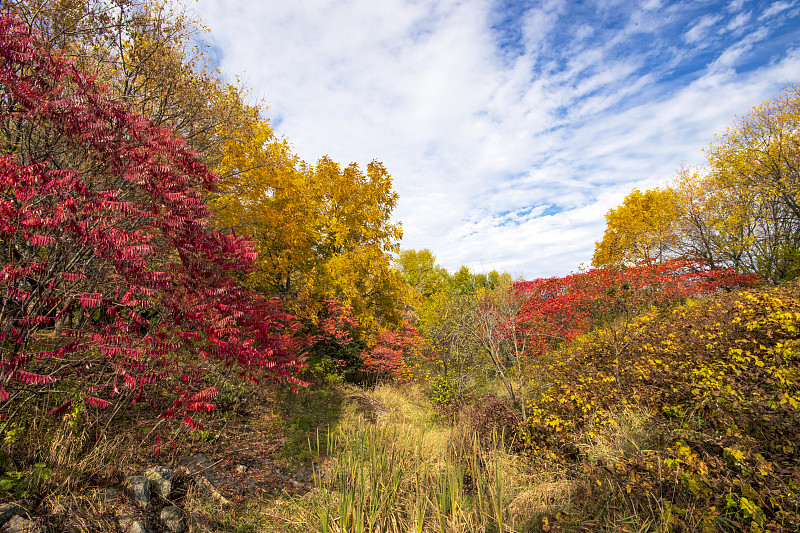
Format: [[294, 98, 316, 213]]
[[463, 393, 522, 449], [525, 283, 800, 531], [0, 13, 304, 439]]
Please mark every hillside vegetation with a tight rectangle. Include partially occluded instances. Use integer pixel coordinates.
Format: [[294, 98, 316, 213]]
[[188, 281, 800, 532], [0, 2, 799, 532]]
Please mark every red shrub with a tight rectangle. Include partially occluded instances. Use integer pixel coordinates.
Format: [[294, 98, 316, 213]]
[[0, 13, 305, 427]]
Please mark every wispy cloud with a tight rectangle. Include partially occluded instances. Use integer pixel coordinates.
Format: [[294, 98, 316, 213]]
[[759, 1, 797, 20], [190, 0, 800, 277], [684, 14, 723, 44], [725, 11, 751, 32]]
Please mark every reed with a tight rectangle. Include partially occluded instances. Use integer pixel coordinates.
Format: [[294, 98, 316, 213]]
[[307, 402, 526, 532]]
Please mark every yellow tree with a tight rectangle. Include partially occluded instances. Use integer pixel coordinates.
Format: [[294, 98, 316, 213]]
[[210, 125, 408, 339], [209, 121, 318, 295], [595, 88, 800, 280], [311, 157, 407, 337], [671, 166, 761, 272], [592, 187, 682, 268], [7, 0, 258, 165], [704, 85, 800, 280]]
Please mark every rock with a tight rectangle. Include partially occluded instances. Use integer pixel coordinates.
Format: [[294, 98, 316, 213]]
[[144, 466, 173, 499], [125, 521, 149, 533], [159, 505, 185, 533], [115, 504, 139, 532], [116, 506, 150, 533], [235, 464, 248, 474], [178, 454, 234, 505], [1, 515, 41, 533], [0, 503, 27, 526], [125, 475, 150, 508], [96, 487, 121, 504]]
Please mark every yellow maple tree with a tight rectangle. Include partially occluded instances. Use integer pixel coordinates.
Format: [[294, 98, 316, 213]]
[[210, 122, 408, 339], [592, 187, 682, 268]]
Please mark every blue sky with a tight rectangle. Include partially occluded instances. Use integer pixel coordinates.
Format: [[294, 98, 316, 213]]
[[190, 0, 800, 278]]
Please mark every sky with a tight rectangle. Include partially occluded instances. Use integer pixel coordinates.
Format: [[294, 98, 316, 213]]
[[189, 0, 800, 279]]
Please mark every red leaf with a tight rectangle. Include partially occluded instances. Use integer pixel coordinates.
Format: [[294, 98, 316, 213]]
[[188, 386, 218, 402], [186, 401, 216, 413], [160, 407, 180, 419], [183, 415, 204, 431], [47, 400, 72, 417], [84, 396, 110, 408]]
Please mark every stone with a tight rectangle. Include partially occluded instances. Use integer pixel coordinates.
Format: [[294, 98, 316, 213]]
[[115, 504, 138, 532], [125, 475, 150, 508], [0, 503, 26, 527], [1, 515, 41, 533], [96, 487, 121, 504], [144, 466, 173, 499], [116, 505, 151, 533], [126, 521, 150, 533], [159, 505, 185, 533], [178, 454, 234, 504]]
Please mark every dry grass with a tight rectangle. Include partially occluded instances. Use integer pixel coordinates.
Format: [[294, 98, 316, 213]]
[[40, 490, 120, 532], [198, 382, 563, 533], [508, 480, 579, 522], [578, 406, 657, 466], [0, 380, 663, 532]]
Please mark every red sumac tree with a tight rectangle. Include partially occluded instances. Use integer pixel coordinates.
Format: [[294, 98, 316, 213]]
[[362, 324, 423, 384], [0, 13, 304, 428]]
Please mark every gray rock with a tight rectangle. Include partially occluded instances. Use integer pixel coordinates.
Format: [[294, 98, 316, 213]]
[[0, 503, 26, 526], [159, 505, 185, 533], [125, 475, 150, 508], [115, 504, 137, 531], [96, 487, 121, 504], [1, 515, 41, 533], [178, 454, 234, 504], [144, 466, 173, 499], [125, 521, 149, 533], [116, 505, 150, 533]]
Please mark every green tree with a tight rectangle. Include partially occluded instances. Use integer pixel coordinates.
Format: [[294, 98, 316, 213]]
[[468, 279, 531, 417], [396, 249, 449, 300], [416, 291, 482, 404]]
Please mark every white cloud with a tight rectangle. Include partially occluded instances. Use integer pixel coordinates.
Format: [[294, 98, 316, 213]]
[[725, 11, 750, 32], [759, 1, 796, 20], [641, 0, 662, 11], [189, 0, 800, 278], [726, 0, 746, 13], [683, 14, 722, 44]]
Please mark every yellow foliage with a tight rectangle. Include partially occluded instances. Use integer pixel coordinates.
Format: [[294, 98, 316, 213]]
[[598, 85, 800, 280], [592, 187, 682, 268], [210, 121, 408, 339]]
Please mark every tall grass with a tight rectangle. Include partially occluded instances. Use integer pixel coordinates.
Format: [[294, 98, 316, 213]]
[[291, 384, 540, 533], [184, 383, 577, 532]]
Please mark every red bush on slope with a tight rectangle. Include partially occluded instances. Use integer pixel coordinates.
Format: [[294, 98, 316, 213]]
[[0, 13, 304, 428], [514, 258, 753, 357]]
